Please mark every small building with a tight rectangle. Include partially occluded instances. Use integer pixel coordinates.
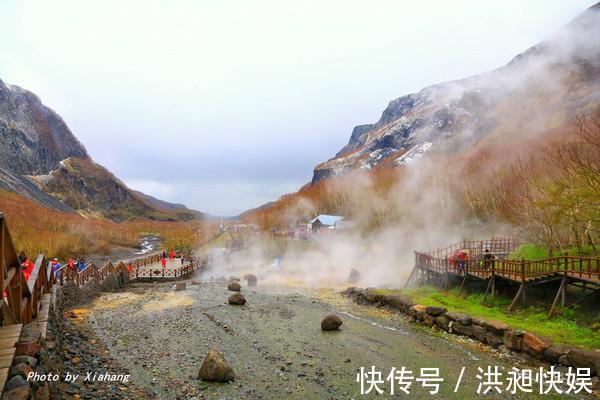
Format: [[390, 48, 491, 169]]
[[309, 215, 345, 233]]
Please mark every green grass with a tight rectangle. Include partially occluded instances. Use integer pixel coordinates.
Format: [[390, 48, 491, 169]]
[[372, 286, 600, 349], [509, 243, 600, 261]]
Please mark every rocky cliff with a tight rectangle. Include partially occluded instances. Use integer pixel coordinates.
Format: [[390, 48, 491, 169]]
[[0, 80, 201, 221], [312, 3, 600, 183]]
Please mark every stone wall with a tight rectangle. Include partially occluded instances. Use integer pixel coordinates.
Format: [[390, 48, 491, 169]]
[[342, 287, 600, 376]]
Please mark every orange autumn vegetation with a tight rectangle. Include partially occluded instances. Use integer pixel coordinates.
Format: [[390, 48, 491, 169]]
[[0, 189, 214, 259], [242, 109, 600, 254]]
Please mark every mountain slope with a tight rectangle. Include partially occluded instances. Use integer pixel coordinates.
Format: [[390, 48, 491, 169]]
[[312, 3, 600, 183], [0, 79, 202, 221]]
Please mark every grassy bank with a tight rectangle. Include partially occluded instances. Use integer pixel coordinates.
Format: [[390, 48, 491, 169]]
[[508, 243, 599, 260], [372, 286, 600, 349]]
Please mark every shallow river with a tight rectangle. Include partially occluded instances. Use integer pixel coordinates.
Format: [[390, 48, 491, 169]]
[[87, 282, 583, 399]]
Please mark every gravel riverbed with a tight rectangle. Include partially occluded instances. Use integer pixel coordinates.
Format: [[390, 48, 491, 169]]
[[63, 281, 593, 399]]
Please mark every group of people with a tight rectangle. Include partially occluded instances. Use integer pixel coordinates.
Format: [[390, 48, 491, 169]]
[[21, 248, 179, 283], [160, 249, 176, 268], [449, 249, 495, 273]]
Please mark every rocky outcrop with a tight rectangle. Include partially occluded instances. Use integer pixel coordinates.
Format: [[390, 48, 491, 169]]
[[0, 81, 88, 176], [0, 79, 203, 221], [342, 286, 600, 375], [311, 4, 600, 183]]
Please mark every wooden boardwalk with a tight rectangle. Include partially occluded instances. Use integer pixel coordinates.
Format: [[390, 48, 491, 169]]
[[407, 237, 600, 315], [0, 212, 204, 395]]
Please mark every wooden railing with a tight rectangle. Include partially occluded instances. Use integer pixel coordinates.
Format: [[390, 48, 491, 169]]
[[1, 212, 204, 326], [423, 236, 520, 260], [415, 250, 600, 283], [1, 214, 53, 326]]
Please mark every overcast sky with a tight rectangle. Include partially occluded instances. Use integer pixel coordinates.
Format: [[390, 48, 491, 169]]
[[0, 1, 595, 216]]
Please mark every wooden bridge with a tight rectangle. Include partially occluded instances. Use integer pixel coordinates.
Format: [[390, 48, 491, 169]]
[[0, 212, 204, 395], [407, 237, 600, 315]]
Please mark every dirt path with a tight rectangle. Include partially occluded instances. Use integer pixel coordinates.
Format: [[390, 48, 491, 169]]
[[72, 282, 592, 399]]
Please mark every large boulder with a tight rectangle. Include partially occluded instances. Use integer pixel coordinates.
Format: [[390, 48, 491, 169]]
[[503, 330, 524, 351], [568, 349, 600, 375], [445, 312, 472, 326], [227, 281, 241, 292], [482, 320, 510, 335], [435, 315, 450, 331], [485, 332, 504, 348], [452, 322, 474, 337], [425, 306, 447, 317], [409, 305, 426, 318], [472, 325, 487, 342], [522, 333, 551, 359], [321, 315, 343, 331], [383, 294, 413, 312], [544, 345, 571, 365], [198, 349, 235, 382], [228, 293, 246, 306]]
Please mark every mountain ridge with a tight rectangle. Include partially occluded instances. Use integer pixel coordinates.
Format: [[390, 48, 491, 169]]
[[0, 79, 203, 221], [311, 3, 600, 184]]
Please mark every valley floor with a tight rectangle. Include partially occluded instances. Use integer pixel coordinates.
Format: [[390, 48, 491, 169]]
[[55, 281, 599, 399]]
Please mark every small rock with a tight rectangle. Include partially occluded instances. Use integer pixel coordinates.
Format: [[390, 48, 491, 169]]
[[8, 363, 33, 380], [175, 282, 186, 291], [198, 349, 235, 382], [12, 356, 38, 368], [3, 375, 31, 400], [15, 341, 41, 357], [228, 293, 246, 305], [321, 315, 343, 331], [227, 282, 241, 292]]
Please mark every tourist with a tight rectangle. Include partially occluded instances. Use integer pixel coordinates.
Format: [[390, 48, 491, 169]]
[[51, 258, 62, 279], [162, 250, 167, 259], [169, 249, 175, 260], [68, 258, 76, 271], [161, 257, 167, 269], [21, 258, 35, 281], [458, 250, 467, 273], [78, 258, 86, 271], [127, 263, 133, 274], [483, 249, 493, 270]]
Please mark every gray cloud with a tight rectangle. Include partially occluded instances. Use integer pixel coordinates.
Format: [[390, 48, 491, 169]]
[[0, 0, 595, 215]]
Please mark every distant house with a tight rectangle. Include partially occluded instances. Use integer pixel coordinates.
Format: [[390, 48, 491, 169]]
[[309, 215, 344, 233]]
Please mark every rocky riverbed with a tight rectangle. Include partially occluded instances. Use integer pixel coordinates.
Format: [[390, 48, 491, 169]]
[[64, 282, 595, 399]]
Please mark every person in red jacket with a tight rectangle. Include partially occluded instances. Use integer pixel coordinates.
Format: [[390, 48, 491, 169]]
[[21, 258, 35, 281], [169, 249, 175, 260], [68, 258, 76, 271], [161, 257, 167, 268]]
